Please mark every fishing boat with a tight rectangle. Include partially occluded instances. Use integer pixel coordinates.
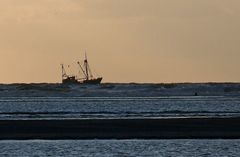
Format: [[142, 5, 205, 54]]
[[61, 54, 102, 84]]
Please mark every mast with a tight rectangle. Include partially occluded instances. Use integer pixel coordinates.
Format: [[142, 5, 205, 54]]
[[84, 52, 89, 80], [61, 64, 66, 82]]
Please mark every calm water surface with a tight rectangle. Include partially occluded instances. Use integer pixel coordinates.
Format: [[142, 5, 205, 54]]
[[0, 96, 240, 119], [0, 140, 240, 157]]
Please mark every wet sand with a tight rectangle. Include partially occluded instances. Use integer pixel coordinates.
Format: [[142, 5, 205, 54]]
[[0, 117, 240, 139]]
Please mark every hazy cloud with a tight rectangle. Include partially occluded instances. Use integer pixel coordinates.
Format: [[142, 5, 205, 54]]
[[1, 0, 239, 22]]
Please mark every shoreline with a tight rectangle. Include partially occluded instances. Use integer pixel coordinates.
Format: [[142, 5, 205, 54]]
[[1, 117, 240, 140]]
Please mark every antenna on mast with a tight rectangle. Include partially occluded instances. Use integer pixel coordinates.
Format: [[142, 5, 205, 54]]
[[85, 50, 87, 61]]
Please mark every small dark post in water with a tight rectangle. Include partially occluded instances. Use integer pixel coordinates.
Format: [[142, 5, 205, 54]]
[[194, 92, 198, 96]]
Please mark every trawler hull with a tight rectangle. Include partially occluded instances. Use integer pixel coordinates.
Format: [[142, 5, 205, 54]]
[[83, 77, 103, 84], [62, 77, 102, 85]]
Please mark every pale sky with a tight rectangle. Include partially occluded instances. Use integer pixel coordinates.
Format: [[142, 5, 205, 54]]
[[0, 0, 240, 83]]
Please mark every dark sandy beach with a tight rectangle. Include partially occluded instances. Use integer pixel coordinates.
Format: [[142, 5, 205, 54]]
[[0, 117, 240, 139]]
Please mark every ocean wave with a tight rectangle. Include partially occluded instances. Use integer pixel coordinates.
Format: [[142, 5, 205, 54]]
[[0, 83, 239, 97], [0, 110, 240, 120], [16, 83, 70, 92], [1, 111, 240, 116]]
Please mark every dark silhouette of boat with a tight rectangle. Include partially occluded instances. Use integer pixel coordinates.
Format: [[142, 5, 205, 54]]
[[61, 54, 102, 84]]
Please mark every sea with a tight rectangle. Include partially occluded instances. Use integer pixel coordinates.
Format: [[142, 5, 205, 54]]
[[0, 83, 240, 156]]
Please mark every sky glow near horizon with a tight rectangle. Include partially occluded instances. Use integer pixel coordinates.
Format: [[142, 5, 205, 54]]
[[0, 0, 240, 83]]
